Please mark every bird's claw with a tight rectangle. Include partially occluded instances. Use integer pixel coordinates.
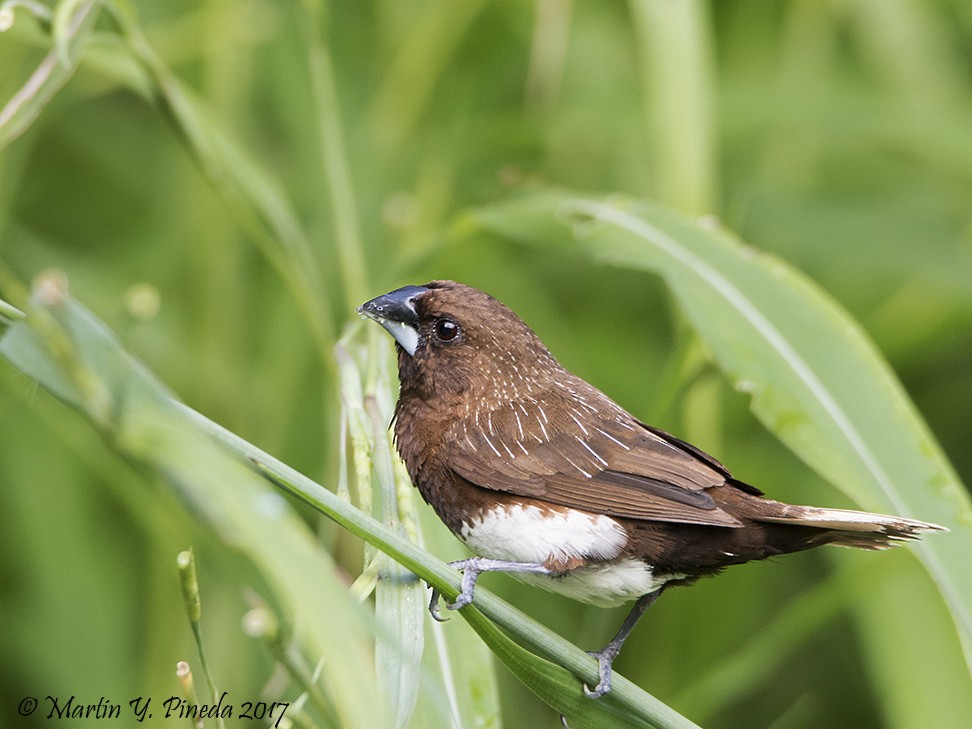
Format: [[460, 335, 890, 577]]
[[427, 559, 481, 621], [582, 648, 616, 698], [566, 649, 615, 729], [582, 680, 610, 700], [447, 592, 473, 610], [427, 586, 451, 622]]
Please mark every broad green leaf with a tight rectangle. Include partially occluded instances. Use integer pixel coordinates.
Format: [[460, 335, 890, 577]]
[[849, 548, 972, 728], [470, 188, 972, 676]]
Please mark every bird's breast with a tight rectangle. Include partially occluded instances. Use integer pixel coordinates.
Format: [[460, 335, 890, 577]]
[[459, 502, 628, 564], [457, 502, 676, 606]]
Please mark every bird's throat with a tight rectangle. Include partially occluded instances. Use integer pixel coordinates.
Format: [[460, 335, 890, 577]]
[[377, 318, 419, 356]]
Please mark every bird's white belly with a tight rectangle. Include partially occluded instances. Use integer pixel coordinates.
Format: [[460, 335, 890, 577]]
[[458, 503, 672, 607]]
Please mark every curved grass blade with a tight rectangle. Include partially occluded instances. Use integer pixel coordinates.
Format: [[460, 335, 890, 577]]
[[0, 0, 98, 149], [339, 333, 426, 728], [0, 295, 24, 329], [0, 286, 384, 728], [96, 1, 334, 359], [414, 502, 502, 729]]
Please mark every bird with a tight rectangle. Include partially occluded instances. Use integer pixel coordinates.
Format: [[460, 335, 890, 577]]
[[357, 280, 945, 699]]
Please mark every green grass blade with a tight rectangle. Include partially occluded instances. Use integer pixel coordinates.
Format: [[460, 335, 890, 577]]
[[340, 332, 425, 728], [365, 0, 489, 152], [373, 546, 425, 729], [367, 328, 502, 729], [458, 604, 657, 729], [469, 189, 972, 676], [95, 2, 334, 359], [125, 404, 384, 729], [0, 287, 385, 728], [0, 295, 24, 329], [51, 0, 90, 67], [299, 3, 367, 310], [0, 0, 98, 149], [627, 0, 717, 213], [414, 502, 502, 729]]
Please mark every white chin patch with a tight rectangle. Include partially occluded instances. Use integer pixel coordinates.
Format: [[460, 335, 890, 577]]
[[377, 318, 420, 356]]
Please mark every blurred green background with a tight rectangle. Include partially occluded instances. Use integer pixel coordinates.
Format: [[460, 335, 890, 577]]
[[2, 1, 971, 727]]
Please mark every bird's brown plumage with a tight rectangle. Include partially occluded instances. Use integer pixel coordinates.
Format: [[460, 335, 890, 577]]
[[359, 279, 945, 699], [362, 280, 943, 586]]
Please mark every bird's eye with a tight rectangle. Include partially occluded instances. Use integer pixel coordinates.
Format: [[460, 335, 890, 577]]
[[432, 317, 460, 343]]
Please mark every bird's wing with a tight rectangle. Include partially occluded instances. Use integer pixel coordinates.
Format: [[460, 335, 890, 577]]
[[444, 395, 745, 527]]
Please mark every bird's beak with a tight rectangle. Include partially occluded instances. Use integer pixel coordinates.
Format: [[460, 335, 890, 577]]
[[357, 285, 428, 356]]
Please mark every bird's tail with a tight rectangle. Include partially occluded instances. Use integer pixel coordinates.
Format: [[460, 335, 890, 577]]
[[756, 505, 946, 549]]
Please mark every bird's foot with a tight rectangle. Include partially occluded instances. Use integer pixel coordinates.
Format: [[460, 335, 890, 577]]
[[556, 646, 617, 729], [427, 557, 554, 621], [583, 645, 620, 699], [447, 558, 486, 610], [427, 558, 488, 621], [579, 589, 662, 699]]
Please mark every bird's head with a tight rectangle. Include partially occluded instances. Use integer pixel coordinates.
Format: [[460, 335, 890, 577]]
[[358, 280, 559, 405]]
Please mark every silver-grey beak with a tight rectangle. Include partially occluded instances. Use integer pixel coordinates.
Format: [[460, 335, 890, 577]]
[[357, 285, 428, 356]]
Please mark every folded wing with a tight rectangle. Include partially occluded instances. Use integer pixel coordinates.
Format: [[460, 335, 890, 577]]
[[445, 391, 745, 528]]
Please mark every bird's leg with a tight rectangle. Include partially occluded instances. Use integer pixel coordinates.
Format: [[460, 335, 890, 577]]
[[428, 557, 555, 621], [584, 588, 663, 698]]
